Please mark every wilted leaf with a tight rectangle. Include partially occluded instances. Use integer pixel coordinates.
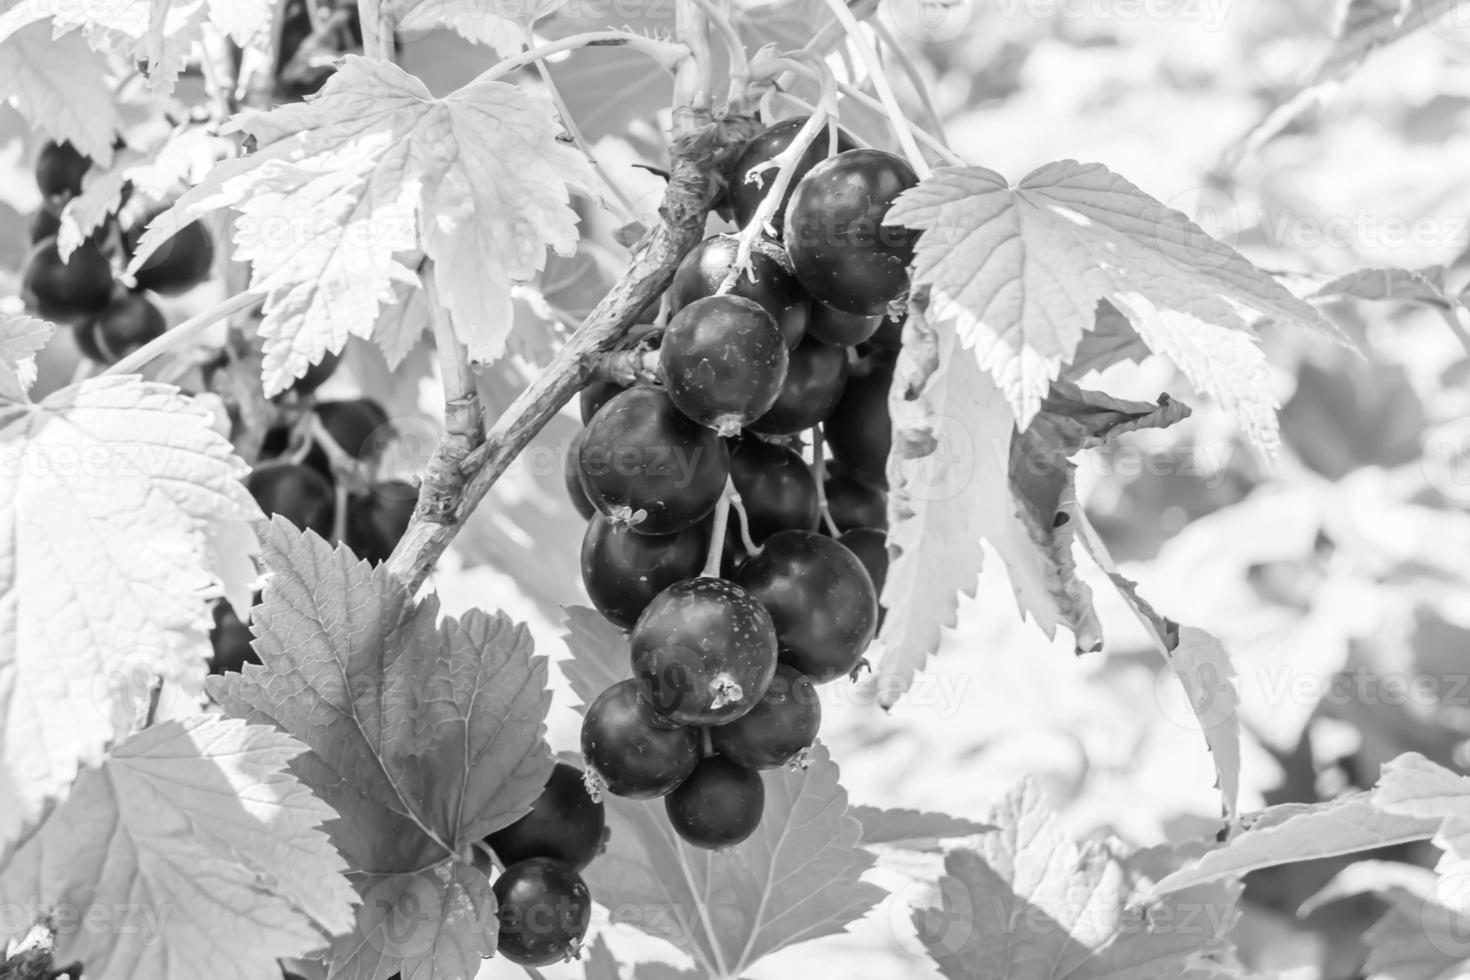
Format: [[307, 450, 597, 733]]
[[0, 377, 260, 850], [0, 715, 357, 979]]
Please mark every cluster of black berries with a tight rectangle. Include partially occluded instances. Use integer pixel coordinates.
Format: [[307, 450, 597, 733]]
[[568, 117, 913, 850], [208, 384, 415, 672], [21, 141, 214, 365]]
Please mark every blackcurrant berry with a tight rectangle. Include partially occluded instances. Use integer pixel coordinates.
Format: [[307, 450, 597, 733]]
[[749, 334, 848, 436], [485, 762, 606, 871], [579, 379, 627, 424], [259, 424, 332, 480], [285, 350, 340, 397], [35, 141, 90, 201], [23, 237, 113, 323], [664, 755, 765, 850], [581, 513, 708, 630], [493, 858, 592, 967], [824, 360, 892, 489], [729, 439, 819, 541], [124, 208, 215, 295], [669, 235, 809, 349], [660, 295, 789, 435], [27, 208, 60, 245], [709, 664, 820, 770], [315, 398, 390, 459], [245, 463, 336, 538], [208, 599, 259, 674], [92, 292, 166, 364], [72, 319, 106, 364], [837, 527, 889, 601], [345, 481, 417, 564], [784, 149, 919, 315], [581, 679, 699, 799], [728, 117, 858, 232], [807, 304, 881, 347], [565, 430, 597, 520], [579, 387, 730, 535], [824, 467, 888, 533], [734, 530, 877, 683], [631, 577, 778, 725]]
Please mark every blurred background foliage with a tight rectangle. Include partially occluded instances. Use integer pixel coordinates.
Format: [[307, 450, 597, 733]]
[[5, 0, 1470, 976]]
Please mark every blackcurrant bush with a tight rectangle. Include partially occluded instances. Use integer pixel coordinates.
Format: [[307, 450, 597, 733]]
[[824, 360, 893, 489], [208, 599, 259, 674], [581, 513, 707, 630], [837, 527, 889, 602], [92, 292, 166, 364], [784, 149, 919, 315], [493, 858, 592, 967], [316, 398, 390, 459], [35, 141, 90, 201], [578, 387, 730, 535], [664, 755, 765, 850], [124, 208, 215, 295], [485, 762, 606, 871], [729, 117, 858, 232], [729, 438, 819, 541], [565, 430, 597, 520], [581, 679, 699, 799], [345, 481, 417, 564], [709, 664, 820, 770], [669, 235, 809, 348], [245, 463, 336, 538], [660, 295, 788, 435], [579, 379, 627, 424], [631, 577, 778, 725], [23, 237, 113, 323], [807, 304, 881, 347], [734, 530, 877, 683], [825, 467, 888, 532], [749, 334, 848, 436]]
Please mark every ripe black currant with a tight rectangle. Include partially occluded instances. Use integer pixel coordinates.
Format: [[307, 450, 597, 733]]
[[837, 527, 889, 606], [485, 762, 606, 871], [23, 237, 113, 323], [581, 679, 699, 799], [709, 664, 820, 769], [565, 430, 597, 520], [734, 530, 877, 683], [664, 755, 765, 850], [92, 292, 166, 364], [784, 149, 919, 315], [728, 117, 858, 232], [824, 360, 893, 489], [124, 208, 215, 295], [578, 386, 729, 535], [748, 334, 848, 436], [315, 398, 390, 459], [35, 141, 90, 201], [579, 379, 627, 424], [245, 463, 336, 538], [660, 295, 789, 435], [581, 513, 708, 630], [669, 235, 809, 349], [208, 599, 259, 674], [631, 577, 778, 726], [729, 438, 819, 541], [345, 481, 417, 564], [807, 304, 881, 347], [493, 858, 592, 966], [825, 467, 888, 532]]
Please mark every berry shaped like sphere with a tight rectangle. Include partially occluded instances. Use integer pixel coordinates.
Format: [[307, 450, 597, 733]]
[[631, 577, 778, 726], [660, 295, 789, 436], [669, 234, 810, 349], [783, 149, 919, 316]]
